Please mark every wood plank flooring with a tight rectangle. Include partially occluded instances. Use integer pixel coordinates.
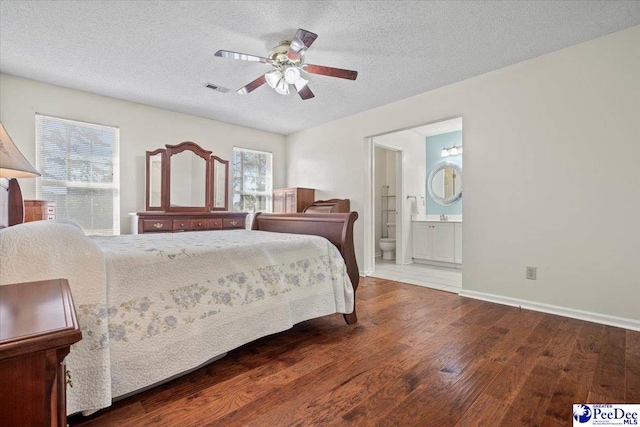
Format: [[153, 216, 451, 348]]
[[68, 277, 640, 427]]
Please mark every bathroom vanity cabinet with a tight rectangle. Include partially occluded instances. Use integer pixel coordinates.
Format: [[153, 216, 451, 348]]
[[454, 223, 462, 264], [412, 221, 462, 266]]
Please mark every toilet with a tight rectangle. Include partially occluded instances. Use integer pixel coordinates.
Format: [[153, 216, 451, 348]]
[[379, 238, 396, 260]]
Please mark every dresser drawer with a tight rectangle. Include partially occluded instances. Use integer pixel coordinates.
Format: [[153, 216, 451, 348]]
[[206, 218, 223, 229], [190, 219, 207, 231], [137, 212, 249, 234], [172, 219, 191, 231], [143, 219, 172, 232], [24, 200, 56, 223], [223, 218, 245, 229]]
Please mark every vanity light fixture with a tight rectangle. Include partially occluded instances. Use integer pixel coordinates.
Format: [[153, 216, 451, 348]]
[[440, 145, 463, 157]]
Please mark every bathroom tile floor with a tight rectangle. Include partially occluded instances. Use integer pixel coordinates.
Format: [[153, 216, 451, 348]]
[[370, 258, 462, 293]]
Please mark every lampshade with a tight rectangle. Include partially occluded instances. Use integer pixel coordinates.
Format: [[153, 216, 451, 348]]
[[283, 67, 301, 85], [274, 78, 290, 95], [441, 147, 448, 157], [265, 70, 282, 89], [0, 122, 40, 178]]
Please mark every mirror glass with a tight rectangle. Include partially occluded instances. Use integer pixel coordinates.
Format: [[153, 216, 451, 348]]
[[428, 161, 462, 206], [213, 158, 227, 209], [170, 150, 206, 207], [148, 153, 163, 208]]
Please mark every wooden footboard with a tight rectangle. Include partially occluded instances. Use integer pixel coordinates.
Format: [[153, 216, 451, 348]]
[[252, 212, 359, 324]]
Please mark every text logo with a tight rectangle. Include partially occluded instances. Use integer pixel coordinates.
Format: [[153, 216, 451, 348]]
[[574, 404, 592, 423]]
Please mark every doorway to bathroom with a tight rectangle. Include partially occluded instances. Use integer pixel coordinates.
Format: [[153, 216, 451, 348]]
[[365, 117, 463, 293], [374, 144, 402, 265]]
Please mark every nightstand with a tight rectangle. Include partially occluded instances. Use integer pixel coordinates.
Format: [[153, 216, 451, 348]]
[[24, 199, 56, 222], [0, 278, 82, 427]]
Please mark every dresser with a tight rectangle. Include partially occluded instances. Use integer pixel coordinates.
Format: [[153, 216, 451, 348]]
[[137, 211, 248, 234], [24, 199, 56, 222], [272, 188, 315, 213], [0, 278, 82, 427]]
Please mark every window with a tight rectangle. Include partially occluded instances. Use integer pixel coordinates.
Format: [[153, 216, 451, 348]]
[[36, 114, 120, 235], [232, 147, 272, 214]]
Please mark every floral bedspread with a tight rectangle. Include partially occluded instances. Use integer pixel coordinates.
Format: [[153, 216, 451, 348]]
[[88, 229, 353, 404]]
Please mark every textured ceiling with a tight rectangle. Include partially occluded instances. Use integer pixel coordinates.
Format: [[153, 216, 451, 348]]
[[1, 1, 639, 135]]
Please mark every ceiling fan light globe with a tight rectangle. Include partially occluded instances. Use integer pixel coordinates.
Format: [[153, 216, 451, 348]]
[[283, 67, 301, 85], [265, 70, 281, 89], [274, 79, 290, 95]]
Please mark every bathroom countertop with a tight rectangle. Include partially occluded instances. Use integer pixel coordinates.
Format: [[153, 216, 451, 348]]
[[412, 214, 462, 223]]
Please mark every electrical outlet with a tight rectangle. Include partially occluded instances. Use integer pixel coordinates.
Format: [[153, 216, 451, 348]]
[[526, 266, 537, 280]]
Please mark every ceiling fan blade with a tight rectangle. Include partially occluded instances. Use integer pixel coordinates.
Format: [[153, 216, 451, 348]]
[[215, 50, 273, 64], [303, 64, 358, 80], [287, 28, 318, 60], [236, 74, 267, 94], [294, 79, 314, 100]]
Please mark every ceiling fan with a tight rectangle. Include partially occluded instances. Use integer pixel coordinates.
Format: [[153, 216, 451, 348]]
[[214, 28, 358, 100]]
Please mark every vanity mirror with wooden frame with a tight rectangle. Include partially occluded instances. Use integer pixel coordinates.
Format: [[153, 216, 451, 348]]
[[139, 141, 244, 234]]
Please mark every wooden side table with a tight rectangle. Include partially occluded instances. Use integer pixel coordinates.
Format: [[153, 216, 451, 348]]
[[0, 278, 82, 427], [24, 199, 56, 222]]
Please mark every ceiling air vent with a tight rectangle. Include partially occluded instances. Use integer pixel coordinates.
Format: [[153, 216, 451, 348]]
[[205, 83, 230, 93]]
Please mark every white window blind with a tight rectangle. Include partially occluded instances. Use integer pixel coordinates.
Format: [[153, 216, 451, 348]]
[[35, 114, 120, 236], [232, 147, 272, 214]]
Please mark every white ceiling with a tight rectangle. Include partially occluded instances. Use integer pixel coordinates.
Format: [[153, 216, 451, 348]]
[[1, 1, 639, 135]]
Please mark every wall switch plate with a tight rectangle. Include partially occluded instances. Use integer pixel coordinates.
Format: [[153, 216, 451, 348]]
[[526, 266, 537, 280]]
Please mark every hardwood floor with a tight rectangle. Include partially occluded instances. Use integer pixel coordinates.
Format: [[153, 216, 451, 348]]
[[68, 277, 640, 427]]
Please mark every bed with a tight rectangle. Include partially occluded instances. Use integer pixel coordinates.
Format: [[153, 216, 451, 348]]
[[0, 181, 359, 415]]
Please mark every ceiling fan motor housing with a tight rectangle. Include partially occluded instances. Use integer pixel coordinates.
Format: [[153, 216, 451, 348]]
[[270, 40, 301, 67]]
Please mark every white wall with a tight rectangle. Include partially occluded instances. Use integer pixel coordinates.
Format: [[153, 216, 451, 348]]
[[286, 26, 640, 322], [0, 74, 287, 233]]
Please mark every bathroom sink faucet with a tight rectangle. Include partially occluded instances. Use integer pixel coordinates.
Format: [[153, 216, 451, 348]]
[[440, 214, 448, 221]]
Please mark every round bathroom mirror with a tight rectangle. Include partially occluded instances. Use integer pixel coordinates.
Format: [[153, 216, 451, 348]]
[[427, 161, 462, 206]]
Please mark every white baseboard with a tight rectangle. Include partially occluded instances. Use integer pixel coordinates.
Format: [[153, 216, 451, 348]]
[[413, 258, 462, 269], [459, 290, 640, 331]]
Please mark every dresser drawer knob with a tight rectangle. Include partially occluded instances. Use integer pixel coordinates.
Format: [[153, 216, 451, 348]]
[[153, 223, 164, 229], [198, 222, 202, 226]]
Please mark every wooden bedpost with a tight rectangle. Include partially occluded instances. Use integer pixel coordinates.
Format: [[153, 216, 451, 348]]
[[252, 212, 360, 324]]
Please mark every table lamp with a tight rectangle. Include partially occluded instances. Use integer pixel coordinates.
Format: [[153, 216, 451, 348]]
[[0, 122, 41, 226]]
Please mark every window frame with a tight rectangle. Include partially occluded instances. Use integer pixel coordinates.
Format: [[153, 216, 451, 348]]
[[35, 113, 120, 235], [232, 146, 273, 215]]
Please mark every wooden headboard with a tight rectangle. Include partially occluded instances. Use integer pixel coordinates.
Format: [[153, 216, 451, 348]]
[[0, 178, 25, 229], [303, 199, 350, 214], [0, 178, 9, 229]]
